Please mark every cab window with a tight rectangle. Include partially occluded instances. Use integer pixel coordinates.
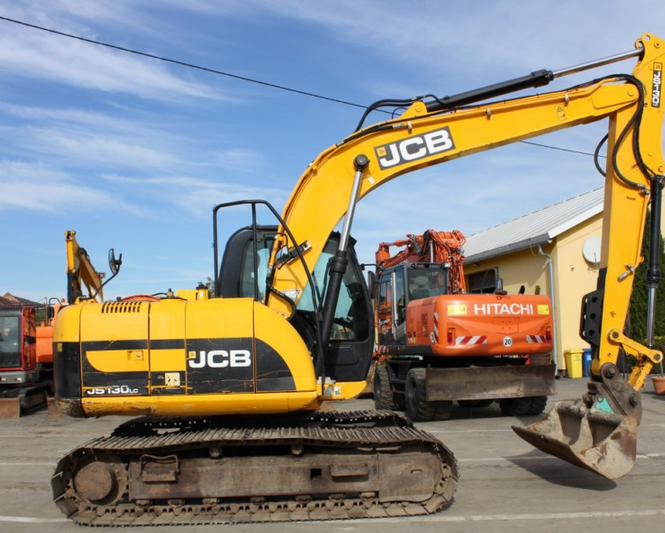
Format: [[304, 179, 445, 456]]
[[296, 239, 370, 342]]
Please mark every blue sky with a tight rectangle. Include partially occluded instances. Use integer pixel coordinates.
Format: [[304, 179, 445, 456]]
[[0, 1, 662, 302]]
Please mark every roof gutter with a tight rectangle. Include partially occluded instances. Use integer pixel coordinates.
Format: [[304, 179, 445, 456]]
[[466, 233, 553, 263]]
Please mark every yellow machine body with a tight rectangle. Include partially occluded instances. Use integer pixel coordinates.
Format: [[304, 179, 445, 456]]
[[53, 295, 356, 417]]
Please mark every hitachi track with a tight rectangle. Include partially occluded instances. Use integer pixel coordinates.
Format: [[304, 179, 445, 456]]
[[51, 410, 458, 525]]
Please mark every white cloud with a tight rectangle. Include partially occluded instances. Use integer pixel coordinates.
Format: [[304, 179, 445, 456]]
[[101, 172, 289, 219], [0, 102, 262, 173], [200, 0, 663, 96], [0, 9, 227, 102], [0, 160, 126, 213], [0, 103, 179, 169]]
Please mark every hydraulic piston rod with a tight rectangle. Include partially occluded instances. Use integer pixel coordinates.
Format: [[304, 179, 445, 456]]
[[426, 45, 644, 113]]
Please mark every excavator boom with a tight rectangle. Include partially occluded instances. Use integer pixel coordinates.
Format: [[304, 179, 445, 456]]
[[264, 34, 664, 479]]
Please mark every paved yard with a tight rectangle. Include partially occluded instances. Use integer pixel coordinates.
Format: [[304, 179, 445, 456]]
[[1, 376, 664, 533]]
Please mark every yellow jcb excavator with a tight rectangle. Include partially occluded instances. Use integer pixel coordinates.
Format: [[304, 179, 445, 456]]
[[51, 34, 664, 525]]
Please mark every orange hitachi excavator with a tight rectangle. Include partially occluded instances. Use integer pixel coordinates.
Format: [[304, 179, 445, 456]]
[[372, 229, 554, 421], [51, 34, 664, 525]]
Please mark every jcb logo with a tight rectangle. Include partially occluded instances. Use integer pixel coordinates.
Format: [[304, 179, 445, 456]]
[[375, 127, 455, 169], [188, 349, 252, 369], [653, 63, 662, 108]]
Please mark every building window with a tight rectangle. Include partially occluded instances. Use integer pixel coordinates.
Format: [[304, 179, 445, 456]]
[[468, 269, 498, 294]]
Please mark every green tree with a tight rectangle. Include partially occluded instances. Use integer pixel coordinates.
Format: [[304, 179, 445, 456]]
[[628, 209, 665, 341]]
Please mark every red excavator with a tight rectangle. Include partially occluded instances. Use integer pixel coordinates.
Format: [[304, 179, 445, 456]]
[[373, 229, 555, 421], [0, 299, 55, 417]]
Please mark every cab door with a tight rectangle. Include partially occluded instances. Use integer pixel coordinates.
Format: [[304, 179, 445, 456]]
[[377, 267, 407, 344]]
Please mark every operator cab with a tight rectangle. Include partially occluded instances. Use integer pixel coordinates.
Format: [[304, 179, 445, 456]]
[[376, 263, 450, 345], [0, 305, 37, 384], [0, 311, 21, 365], [217, 223, 373, 383]]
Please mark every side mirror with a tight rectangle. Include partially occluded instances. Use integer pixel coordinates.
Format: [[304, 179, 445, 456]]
[[495, 277, 507, 295], [108, 249, 123, 276], [367, 271, 378, 299]]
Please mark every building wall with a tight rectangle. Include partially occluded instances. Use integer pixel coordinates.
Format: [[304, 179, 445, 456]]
[[465, 249, 549, 296], [463, 213, 603, 371], [550, 213, 603, 365]]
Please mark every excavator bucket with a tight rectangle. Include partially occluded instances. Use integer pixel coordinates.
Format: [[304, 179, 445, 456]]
[[0, 397, 20, 418], [512, 400, 637, 479], [512, 365, 641, 480]]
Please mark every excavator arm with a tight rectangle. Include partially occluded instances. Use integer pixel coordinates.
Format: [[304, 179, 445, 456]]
[[266, 34, 664, 479], [375, 230, 467, 294], [65, 230, 122, 304]]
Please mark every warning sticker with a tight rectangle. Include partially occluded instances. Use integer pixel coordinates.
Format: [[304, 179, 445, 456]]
[[447, 304, 468, 316]]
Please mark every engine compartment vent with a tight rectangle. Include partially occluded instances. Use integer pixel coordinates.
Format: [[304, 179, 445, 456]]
[[101, 301, 145, 314]]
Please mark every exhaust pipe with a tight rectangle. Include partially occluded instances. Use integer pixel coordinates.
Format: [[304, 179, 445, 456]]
[[512, 362, 641, 480]]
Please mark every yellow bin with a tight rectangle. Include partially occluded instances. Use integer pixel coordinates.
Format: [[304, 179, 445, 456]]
[[564, 349, 584, 378]]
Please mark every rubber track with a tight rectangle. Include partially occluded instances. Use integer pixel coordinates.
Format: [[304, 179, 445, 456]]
[[52, 410, 458, 526]]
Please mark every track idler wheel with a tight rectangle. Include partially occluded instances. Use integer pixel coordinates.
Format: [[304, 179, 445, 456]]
[[74, 462, 120, 503], [512, 363, 640, 480]]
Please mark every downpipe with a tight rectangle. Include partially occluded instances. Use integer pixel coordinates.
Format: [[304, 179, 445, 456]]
[[537, 243, 558, 374]]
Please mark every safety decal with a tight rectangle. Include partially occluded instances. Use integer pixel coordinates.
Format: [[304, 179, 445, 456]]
[[455, 335, 488, 346], [447, 304, 468, 316]]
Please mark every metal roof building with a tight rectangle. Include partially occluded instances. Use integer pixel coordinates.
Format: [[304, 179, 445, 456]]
[[464, 187, 604, 263]]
